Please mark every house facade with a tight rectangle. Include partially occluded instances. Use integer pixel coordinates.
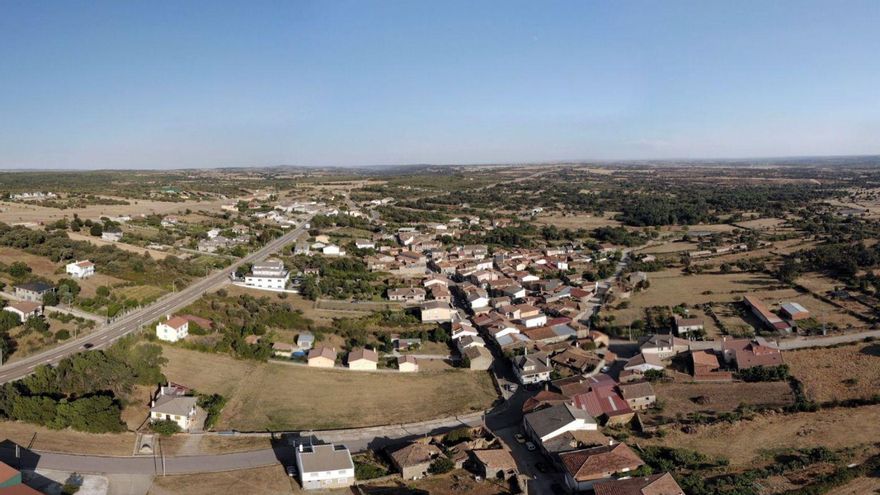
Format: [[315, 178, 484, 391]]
[[13, 282, 55, 302]]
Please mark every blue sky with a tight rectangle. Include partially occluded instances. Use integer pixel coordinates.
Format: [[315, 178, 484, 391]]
[[1, 0, 878, 169]]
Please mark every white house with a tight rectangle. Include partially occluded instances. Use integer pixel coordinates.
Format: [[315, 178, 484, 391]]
[[355, 239, 375, 250], [3, 301, 42, 323], [149, 384, 201, 431], [101, 231, 123, 242], [521, 314, 547, 329], [156, 315, 189, 343], [514, 352, 552, 385], [675, 317, 704, 335], [296, 443, 355, 490], [398, 355, 418, 372], [467, 293, 490, 310], [65, 260, 95, 278], [244, 258, 290, 290], [322, 244, 345, 257]]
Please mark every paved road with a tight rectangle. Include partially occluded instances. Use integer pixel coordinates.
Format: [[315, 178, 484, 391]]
[[0, 445, 289, 476], [0, 411, 488, 475], [0, 216, 312, 384]]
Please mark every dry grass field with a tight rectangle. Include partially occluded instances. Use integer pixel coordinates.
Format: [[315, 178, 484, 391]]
[[0, 197, 233, 225], [651, 381, 794, 419], [160, 346, 498, 431], [645, 405, 880, 467], [67, 231, 171, 260], [366, 469, 513, 494], [533, 212, 622, 229], [832, 476, 880, 494], [786, 343, 880, 402], [148, 465, 297, 495], [733, 217, 788, 230], [639, 240, 700, 254], [115, 284, 166, 302], [0, 247, 60, 279], [0, 420, 134, 455], [607, 268, 863, 329]]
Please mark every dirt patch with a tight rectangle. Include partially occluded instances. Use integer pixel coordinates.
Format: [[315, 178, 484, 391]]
[[786, 343, 880, 402], [148, 465, 295, 495]]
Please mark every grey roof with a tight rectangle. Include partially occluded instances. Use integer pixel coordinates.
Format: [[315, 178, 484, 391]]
[[15, 281, 54, 293], [524, 403, 595, 439], [297, 443, 354, 474], [151, 395, 197, 416]]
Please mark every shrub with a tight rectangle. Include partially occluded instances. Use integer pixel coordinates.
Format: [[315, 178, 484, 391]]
[[151, 419, 181, 436], [429, 457, 454, 474]]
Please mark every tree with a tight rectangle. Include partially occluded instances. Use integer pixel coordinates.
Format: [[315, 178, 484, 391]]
[[43, 291, 59, 306], [89, 224, 103, 237], [8, 261, 31, 278]]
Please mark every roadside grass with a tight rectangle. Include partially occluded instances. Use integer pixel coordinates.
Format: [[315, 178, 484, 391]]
[[0, 420, 134, 456]]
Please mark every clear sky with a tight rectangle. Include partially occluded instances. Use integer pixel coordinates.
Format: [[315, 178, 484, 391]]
[[1, 0, 878, 169]]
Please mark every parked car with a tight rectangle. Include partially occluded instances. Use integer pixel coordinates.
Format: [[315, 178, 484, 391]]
[[525, 441, 537, 452], [514, 433, 526, 443], [535, 461, 550, 473], [286, 466, 296, 477]]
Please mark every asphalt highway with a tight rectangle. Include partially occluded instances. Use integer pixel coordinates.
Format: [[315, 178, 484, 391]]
[[0, 217, 312, 384]]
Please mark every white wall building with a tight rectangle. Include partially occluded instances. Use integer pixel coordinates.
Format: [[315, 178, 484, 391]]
[[156, 316, 189, 342], [244, 258, 290, 290], [65, 260, 95, 278]]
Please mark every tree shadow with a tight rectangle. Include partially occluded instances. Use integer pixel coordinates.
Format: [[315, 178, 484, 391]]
[[859, 343, 880, 357]]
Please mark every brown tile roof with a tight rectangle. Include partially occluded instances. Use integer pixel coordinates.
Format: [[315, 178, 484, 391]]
[[471, 449, 517, 472], [389, 442, 442, 468], [163, 316, 188, 330], [618, 381, 655, 401], [691, 350, 720, 368], [308, 346, 337, 361], [594, 472, 685, 495], [560, 443, 644, 482], [6, 301, 41, 314], [348, 348, 379, 363]]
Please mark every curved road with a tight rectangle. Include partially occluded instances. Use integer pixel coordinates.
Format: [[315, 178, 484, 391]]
[[0, 216, 313, 384]]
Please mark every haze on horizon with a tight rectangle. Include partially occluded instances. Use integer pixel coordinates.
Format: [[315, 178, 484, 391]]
[[1, 0, 878, 170]]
